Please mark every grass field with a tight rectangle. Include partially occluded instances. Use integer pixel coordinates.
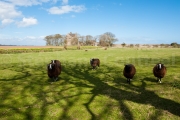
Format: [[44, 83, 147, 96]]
[[0, 48, 180, 120]]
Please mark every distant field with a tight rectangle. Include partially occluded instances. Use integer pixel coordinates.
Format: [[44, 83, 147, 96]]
[[0, 46, 99, 54], [0, 48, 180, 120], [0, 46, 62, 49]]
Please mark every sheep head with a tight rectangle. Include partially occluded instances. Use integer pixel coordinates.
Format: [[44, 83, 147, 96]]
[[157, 63, 164, 70]]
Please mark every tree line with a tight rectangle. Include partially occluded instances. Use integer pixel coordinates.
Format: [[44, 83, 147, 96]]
[[44, 32, 118, 46]]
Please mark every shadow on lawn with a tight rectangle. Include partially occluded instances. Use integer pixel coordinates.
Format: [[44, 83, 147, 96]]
[[61, 62, 180, 120], [0, 60, 180, 120]]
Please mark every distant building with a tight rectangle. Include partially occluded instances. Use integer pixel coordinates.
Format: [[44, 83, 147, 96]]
[[66, 32, 77, 46]]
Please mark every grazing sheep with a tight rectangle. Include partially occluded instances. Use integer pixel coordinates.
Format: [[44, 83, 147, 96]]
[[123, 64, 136, 84], [47, 60, 62, 81], [90, 58, 100, 70], [153, 63, 167, 83], [64, 45, 67, 50], [77, 46, 80, 50]]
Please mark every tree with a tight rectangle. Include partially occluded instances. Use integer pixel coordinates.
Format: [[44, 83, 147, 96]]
[[44, 36, 51, 46], [54, 34, 62, 46], [44, 34, 66, 46], [121, 42, 126, 47], [171, 42, 179, 48], [85, 35, 95, 46], [78, 36, 85, 45], [99, 32, 118, 46], [71, 37, 78, 45], [44, 35, 54, 46], [135, 44, 140, 47], [130, 44, 134, 48]]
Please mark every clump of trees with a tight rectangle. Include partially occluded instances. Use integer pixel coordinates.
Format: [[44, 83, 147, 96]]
[[44, 34, 65, 46], [44, 32, 118, 47], [121, 42, 126, 47], [99, 32, 118, 47], [171, 42, 179, 48]]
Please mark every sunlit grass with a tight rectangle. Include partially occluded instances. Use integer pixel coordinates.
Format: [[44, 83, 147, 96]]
[[0, 48, 180, 119]]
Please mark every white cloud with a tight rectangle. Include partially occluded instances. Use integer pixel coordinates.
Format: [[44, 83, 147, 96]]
[[25, 36, 36, 39], [16, 17, 38, 27], [0, 1, 22, 20], [3, 0, 51, 6], [48, 5, 86, 14], [1, 19, 14, 25], [62, 0, 68, 5], [0, 35, 46, 45]]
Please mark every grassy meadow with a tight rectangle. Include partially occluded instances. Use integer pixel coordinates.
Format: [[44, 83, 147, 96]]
[[0, 47, 180, 120]]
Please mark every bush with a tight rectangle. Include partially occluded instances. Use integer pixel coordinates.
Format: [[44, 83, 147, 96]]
[[171, 42, 179, 48]]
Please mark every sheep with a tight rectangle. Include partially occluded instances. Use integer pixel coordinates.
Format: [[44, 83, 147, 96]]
[[90, 58, 100, 70], [64, 45, 67, 50], [47, 60, 62, 81], [77, 46, 80, 50], [153, 63, 167, 83], [123, 64, 136, 84]]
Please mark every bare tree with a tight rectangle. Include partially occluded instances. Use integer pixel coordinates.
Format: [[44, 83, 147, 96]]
[[85, 35, 95, 46], [44, 32, 118, 47], [99, 32, 118, 46], [44, 35, 54, 46], [44, 36, 51, 46], [78, 36, 85, 45], [71, 37, 78, 45], [54, 34, 62, 46], [44, 34, 66, 46], [135, 44, 140, 47]]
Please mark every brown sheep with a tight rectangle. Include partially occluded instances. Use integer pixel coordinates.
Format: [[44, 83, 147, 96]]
[[123, 64, 136, 84], [47, 60, 62, 81], [90, 58, 100, 70], [64, 45, 67, 50], [77, 46, 80, 50], [153, 63, 166, 83]]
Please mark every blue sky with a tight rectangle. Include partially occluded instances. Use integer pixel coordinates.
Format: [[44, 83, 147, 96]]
[[0, 0, 180, 46]]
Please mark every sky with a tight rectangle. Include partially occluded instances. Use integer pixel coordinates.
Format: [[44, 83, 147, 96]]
[[0, 0, 180, 46]]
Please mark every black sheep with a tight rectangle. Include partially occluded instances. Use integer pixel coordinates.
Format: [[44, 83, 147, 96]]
[[90, 58, 100, 70], [153, 63, 166, 83], [47, 60, 61, 81], [123, 64, 136, 84]]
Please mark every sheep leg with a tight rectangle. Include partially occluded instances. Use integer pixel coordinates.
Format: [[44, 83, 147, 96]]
[[159, 78, 162, 83], [127, 79, 130, 84], [54, 77, 58, 82]]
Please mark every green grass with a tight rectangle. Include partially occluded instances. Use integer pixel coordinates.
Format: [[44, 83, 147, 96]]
[[0, 48, 180, 120], [0, 46, 100, 54]]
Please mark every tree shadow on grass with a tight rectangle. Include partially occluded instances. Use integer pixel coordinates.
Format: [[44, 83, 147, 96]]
[[61, 62, 180, 120], [143, 77, 158, 83], [0, 61, 180, 120]]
